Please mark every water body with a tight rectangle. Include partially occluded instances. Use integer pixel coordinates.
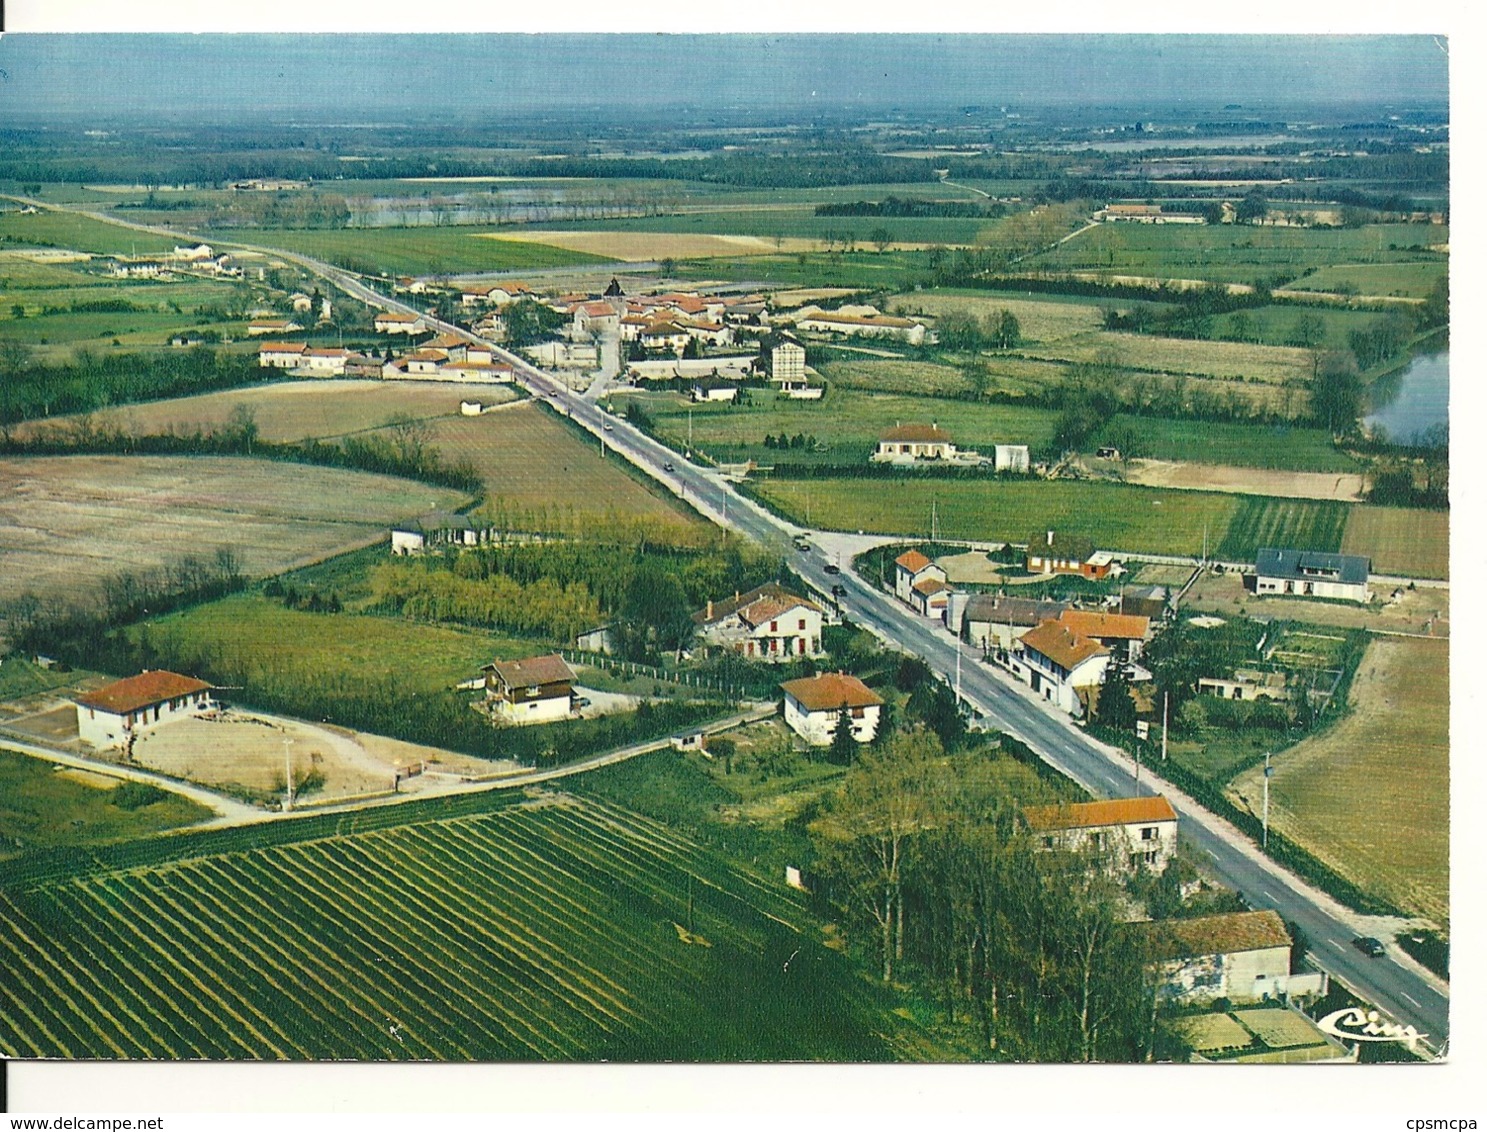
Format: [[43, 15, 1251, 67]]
[[1365, 350, 1448, 444]]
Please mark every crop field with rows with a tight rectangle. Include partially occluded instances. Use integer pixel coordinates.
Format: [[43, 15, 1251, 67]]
[[0, 793, 898, 1061]]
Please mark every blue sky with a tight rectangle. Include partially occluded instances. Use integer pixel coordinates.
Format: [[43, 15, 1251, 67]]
[[0, 35, 1449, 123]]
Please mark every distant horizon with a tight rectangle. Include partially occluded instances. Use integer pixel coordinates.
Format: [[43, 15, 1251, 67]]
[[0, 34, 1449, 126]]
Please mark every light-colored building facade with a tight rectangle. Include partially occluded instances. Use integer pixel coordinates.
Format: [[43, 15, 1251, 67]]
[[693, 584, 824, 662], [781, 672, 884, 746], [375, 311, 426, 335], [75, 670, 215, 750], [874, 424, 956, 462], [1131, 911, 1327, 1005], [1254, 548, 1371, 604], [1023, 795, 1179, 872], [390, 512, 497, 555], [482, 654, 576, 725], [994, 444, 1031, 473], [893, 550, 947, 605], [1011, 618, 1110, 714], [961, 595, 1072, 652], [257, 342, 306, 369], [769, 339, 806, 383]]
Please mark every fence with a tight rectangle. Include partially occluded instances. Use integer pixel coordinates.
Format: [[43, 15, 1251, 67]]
[[560, 649, 777, 702]]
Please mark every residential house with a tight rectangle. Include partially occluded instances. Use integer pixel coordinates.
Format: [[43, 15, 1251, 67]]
[[909, 576, 954, 622], [574, 625, 615, 656], [111, 261, 166, 279], [300, 347, 351, 376], [1130, 910, 1327, 1005], [1099, 203, 1166, 222], [171, 243, 215, 261], [75, 670, 216, 750], [482, 654, 576, 726], [1254, 548, 1371, 604], [390, 512, 496, 555], [1119, 584, 1172, 622], [1012, 618, 1110, 714], [247, 317, 302, 337], [893, 550, 947, 605], [994, 444, 1031, 473], [690, 378, 739, 403], [1026, 530, 1113, 579], [640, 319, 690, 355], [257, 342, 306, 369], [677, 317, 733, 347], [693, 583, 824, 663], [1198, 672, 1289, 703], [1023, 795, 1178, 872], [873, 424, 956, 462], [1057, 609, 1152, 661], [288, 292, 314, 313], [960, 594, 1072, 652], [781, 672, 884, 746], [374, 311, 426, 335]]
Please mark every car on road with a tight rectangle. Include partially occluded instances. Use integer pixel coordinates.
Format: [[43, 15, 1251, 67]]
[[663, 462, 674, 472], [824, 563, 841, 574], [1352, 936, 1386, 957], [795, 542, 811, 553], [603, 423, 614, 432], [831, 584, 847, 597]]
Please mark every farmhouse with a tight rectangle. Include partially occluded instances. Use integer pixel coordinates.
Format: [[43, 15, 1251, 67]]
[[1023, 795, 1178, 872], [375, 311, 426, 335], [1130, 911, 1327, 1005], [1026, 530, 1112, 579], [639, 320, 690, 355], [693, 583, 824, 662], [171, 243, 215, 261], [1099, 203, 1165, 222], [391, 512, 497, 555], [893, 550, 947, 605], [343, 353, 384, 378], [300, 347, 351, 375], [247, 317, 302, 337], [794, 307, 928, 345], [75, 670, 216, 750], [1254, 548, 1371, 604], [1057, 610, 1152, 661], [482, 654, 576, 725], [960, 594, 1072, 652], [780, 672, 883, 747], [288, 292, 314, 313], [257, 341, 306, 369], [1010, 618, 1109, 714], [873, 424, 956, 462], [994, 444, 1031, 473]]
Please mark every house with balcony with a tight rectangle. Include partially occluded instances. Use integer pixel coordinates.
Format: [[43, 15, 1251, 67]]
[[693, 584, 824, 663], [482, 654, 576, 725], [1010, 618, 1110, 714]]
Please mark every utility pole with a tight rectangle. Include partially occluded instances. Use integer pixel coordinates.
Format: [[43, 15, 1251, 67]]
[[1262, 751, 1272, 849], [282, 738, 295, 813], [1161, 692, 1169, 762], [1134, 718, 1142, 789]]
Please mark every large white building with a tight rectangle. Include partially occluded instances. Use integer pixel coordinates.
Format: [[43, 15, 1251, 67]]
[[74, 670, 215, 750], [780, 672, 884, 746], [1009, 618, 1110, 714], [1023, 795, 1178, 872], [1254, 548, 1371, 604], [692, 583, 824, 662], [1131, 910, 1326, 1005], [893, 550, 947, 605]]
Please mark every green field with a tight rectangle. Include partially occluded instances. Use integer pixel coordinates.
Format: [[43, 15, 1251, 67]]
[[677, 250, 928, 290], [752, 477, 1241, 556], [1024, 221, 1448, 286], [246, 226, 611, 276], [0, 751, 211, 859], [1098, 416, 1358, 473], [1214, 497, 1348, 561], [1285, 261, 1449, 300], [541, 208, 994, 246], [0, 211, 181, 256], [0, 793, 907, 1059], [129, 593, 534, 699]]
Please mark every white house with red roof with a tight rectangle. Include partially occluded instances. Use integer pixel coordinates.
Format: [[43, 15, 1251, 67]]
[[692, 583, 824, 663], [1023, 795, 1179, 872], [780, 672, 884, 746], [257, 342, 306, 369], [74, 670, 216, 750], [572, 300, 621, 337], [374, 310, 426, 335], [909, 576, 954, 622], [893, 549, 947, 605], [1011, 619, 1110, 714]]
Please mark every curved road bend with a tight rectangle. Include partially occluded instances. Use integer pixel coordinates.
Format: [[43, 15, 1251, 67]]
[[21, 200, 1448, 1051]]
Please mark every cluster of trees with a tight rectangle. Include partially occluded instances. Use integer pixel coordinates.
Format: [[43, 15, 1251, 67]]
[[761, 432, 820, 451], [262, 578, 343, 613], [200, 192, 352, 230], [0, 342, 263, 426], [934, 307, 1021, 353], [370, 560, 602, 644], [1366, 447, 1447, 509], [815, 197, 991, 219], [6, 548, 245, 658], [497, 298, 567, 349], [809, 731, 1164, 1060]]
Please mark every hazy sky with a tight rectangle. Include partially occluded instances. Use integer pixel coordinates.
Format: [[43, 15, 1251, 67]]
[[0, 34, 1449, 123]]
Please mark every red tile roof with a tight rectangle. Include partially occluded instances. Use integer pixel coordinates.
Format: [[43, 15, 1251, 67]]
[[75, 671, 212, 715], [376, 311, 420, 322], [1058, 610, 1151, 641], [257, 342, 304, 354], [1020, 619, 1108, 670], [780, 672, 883, 713], [1023, 795, 1177, 832], [895, 550, 933, 573], [913, 578, 952, 597]]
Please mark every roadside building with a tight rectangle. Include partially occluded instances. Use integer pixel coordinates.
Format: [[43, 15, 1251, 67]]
[[639, 319, 690, 355], [1012, 618, 1109, 714], [482, 654, 576, 725], [909, 577, 954, 622], [1254, 548, 1371, 604], [257, 342, 306, 369], [873, 424, 956, 462], [1129, 910, 1327, 1005], [75, 670, 216, 750], [1023, 795, 1178, 872], [893, 550, 947, 605], [961, 594, 1072, 652], [780, 672, 884, 746], [374, 311, 426, 335], [1057, 609, 1152, 661], [690, 378, 739, 403], [693, 583, 824, 662], [573, 300, 621, 337]]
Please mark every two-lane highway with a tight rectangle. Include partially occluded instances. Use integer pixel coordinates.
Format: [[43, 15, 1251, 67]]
[[218, 242, 1452, 1054]]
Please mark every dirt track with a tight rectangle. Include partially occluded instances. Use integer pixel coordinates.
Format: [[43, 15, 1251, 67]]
[[1124, 458, 1367, 502]]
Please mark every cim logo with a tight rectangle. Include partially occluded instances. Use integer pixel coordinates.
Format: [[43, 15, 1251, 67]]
[[1317, 1005, 1427, 1050]]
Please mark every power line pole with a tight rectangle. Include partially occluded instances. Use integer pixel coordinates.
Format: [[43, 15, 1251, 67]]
[[1161, 692, 1169, 762], [1262, 751, 1272, 850], [282, 738, 295, 813]]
